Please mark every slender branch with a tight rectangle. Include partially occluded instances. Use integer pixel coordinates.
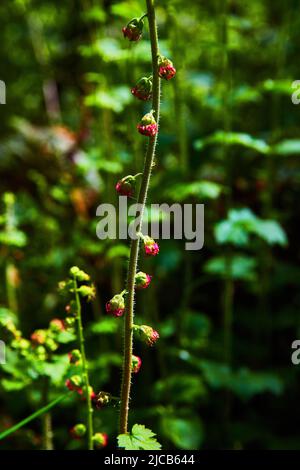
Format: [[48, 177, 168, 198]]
[[119, 0, 161, 435], [74, 277, 94, 449], [0, 393, 70, 441]]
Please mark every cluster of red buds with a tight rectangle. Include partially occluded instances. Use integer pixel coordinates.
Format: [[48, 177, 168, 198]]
[[133, 324, 160, 346], [137, 110, 158, 137], [106, 291, 126, 317], [158, 56, 176, 80], [122, 16, 145, 41], [131, 76, 153, 101]]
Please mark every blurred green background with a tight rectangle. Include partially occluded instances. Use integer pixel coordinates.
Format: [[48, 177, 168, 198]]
[[0, 0, 300, 450]]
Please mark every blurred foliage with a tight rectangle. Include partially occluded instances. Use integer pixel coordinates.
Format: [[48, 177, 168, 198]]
[[0, 0, 300, 451]]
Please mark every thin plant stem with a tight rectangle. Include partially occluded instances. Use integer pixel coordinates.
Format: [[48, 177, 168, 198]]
[[73, 277, 94, 449], [0, 393, 70, 441], [119, 0, 161, 435], [41, 376, 54, 450]]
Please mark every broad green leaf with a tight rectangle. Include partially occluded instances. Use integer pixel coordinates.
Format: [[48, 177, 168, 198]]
[[272, 139, 300, 156], [165, 181, 222, 201], [195, 131, 270, 154], [204, 255, 257, 281], [118, 424, 161, 450]]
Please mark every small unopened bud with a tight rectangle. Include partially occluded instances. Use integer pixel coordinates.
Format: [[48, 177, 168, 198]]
[[142, 236, 159, 256], [49, 318, 65, 332], [105, 292, 126, 317], [137, 111, 158, 137], [158, 56, 176, 80], [122, 17, 144, 42], [77, 284, 96, 301], [70, 423, 86, 439], [31, 329, 47, 345], [134, 324, 160, 346], [93, 432, 108, 448], [66, 375, 82, 391], [135, 271, 152, 289], [131, 355, 142, 373], [116, 175, 136, 197], [131, 76, 152, 101]]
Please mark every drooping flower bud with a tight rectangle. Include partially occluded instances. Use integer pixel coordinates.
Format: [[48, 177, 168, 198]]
[[68, 349, 81, 365], [66, 375, 82, 391], [105, 292, 126, 317], [96, 391, 112, 409], [31, 329, 47, 345], [70, 423, 86, 439], [135, 271, 152, 289], [131, 354, 142, 373], [69, 266, 90, 282], [134, 324, 160, 346], [131, 76, 152, 101], [49, 318, 65, 333], [137, 111, 158, 137], [116, 175, 136, 197], [158, 56, 176, 80], [122, 17, 144, 42], [93, 432, 108, 448], [142, 236, 159, 256]]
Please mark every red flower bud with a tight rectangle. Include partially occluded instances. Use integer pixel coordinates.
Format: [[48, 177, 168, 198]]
[[158, 57, 176, 80], [93, 432, 108, 448], [135, 271, 152, 289], [70, 423, 86, 439], [105, 292, 126, 317], [131, 355, 142, 373], [143, 236, 159, 256], [135, 324, 160, 346], [122, 18, 144, 42], [116, 175, 136, 197], [77, 385, 96, 401], [131, 76, 152, 101], [49, 318, 65, 332], [137, 111, 158, 137]]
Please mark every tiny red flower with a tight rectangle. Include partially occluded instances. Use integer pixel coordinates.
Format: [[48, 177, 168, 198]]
[[135, 271, 152, 289], [106, 292, 126, 317], [31, 329, 47, 345], [131, 355, 142, 373], [93, 432, 108, 448], [116, 175, 136, 197], [158, 57, 176, 80], [143, 236, 159, 256], [131, 76, 152, 101], [136, 325, 160, 346], [122, 18, 144, 42], [66, 375, 82, 392], [137, 111, 158, 137]]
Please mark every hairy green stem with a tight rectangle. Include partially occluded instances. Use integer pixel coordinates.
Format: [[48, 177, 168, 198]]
[[74, 277, 94, 449], [119, 0, 161, 435], [41, 376, 54, 450], [0, 393, 70, 441]]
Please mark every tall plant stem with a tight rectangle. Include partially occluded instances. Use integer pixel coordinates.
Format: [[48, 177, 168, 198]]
[[41, 376, 54, 450], [119, 0, 161, 435], [73, 277, 94, 449]]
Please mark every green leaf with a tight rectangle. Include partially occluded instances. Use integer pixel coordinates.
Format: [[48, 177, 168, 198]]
[[194, 131, 270, 154], [204, 255, 257, 281], [118, 424, 162, 450], [272, 139, 300, 156], [0, 229, 27, 247], [165, 181, 222, 201]]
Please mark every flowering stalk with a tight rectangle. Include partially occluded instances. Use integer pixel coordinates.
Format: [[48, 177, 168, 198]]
[[119, 0, 161, 435], [73, 275, 94, 449]]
